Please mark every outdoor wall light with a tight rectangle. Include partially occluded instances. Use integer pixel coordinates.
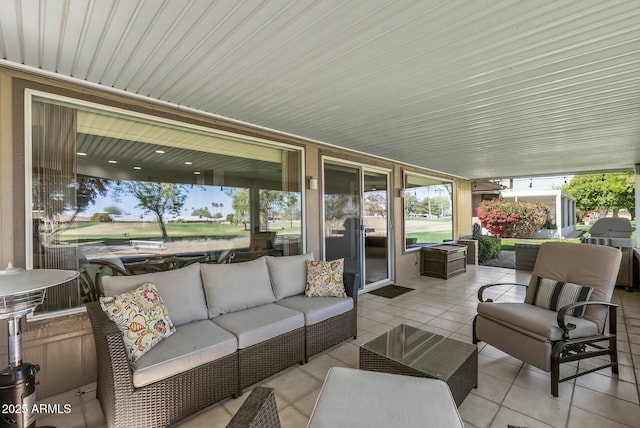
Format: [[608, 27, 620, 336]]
[[307, 176, 318, 190]]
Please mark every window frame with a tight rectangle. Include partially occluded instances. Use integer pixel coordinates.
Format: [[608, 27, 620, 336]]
[[24, 89, 306, 319], [402, 170, 454, 253]]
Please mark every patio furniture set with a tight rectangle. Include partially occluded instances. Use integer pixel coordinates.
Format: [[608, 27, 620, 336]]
[[86, 253, 358, 428], [86, 241, 621, 427]]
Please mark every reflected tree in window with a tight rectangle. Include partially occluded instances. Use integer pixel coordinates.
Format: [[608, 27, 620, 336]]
[[228, 188, 250, 228], [115, 181, 190, 239], [33, 173, 110, 239]]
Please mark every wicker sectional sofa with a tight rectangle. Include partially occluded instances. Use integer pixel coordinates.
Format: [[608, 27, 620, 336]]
[[86, 253, 358, 428]]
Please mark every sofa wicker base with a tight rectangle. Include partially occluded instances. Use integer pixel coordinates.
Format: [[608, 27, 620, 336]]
[[239, 327, 305, 391], [86, 302, 239, 428], [306, 308, 357, 361]]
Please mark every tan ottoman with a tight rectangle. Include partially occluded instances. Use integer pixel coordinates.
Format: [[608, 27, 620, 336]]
[[307, 367, 464, 428]]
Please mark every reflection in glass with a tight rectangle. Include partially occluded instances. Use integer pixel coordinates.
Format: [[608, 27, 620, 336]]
[[30, 95, 303, 314], [404, 173, 453, 250], [323, 163, 362, 285], [363, 171, 389, 285]]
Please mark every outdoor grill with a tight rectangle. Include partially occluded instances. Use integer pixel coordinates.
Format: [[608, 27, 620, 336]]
[[583, 217, 634, 290]]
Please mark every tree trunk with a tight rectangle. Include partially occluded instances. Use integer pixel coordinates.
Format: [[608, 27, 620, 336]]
[[157, 216, 168, 239]]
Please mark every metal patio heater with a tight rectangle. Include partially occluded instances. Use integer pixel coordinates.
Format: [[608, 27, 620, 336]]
[[0, 263, 78, 428]]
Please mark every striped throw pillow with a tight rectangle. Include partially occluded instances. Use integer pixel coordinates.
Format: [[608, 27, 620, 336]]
[[533, 277, 593, 317]]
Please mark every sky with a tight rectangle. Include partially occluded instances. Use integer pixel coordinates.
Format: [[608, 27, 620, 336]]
[[82, 185, 234, 218]]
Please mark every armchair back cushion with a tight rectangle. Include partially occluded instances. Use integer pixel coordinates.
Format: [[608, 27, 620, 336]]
[[265, 253, 314, 300], [201, 257, 276, 317], [524, 242, 621, 330], [102, 262, 208, 327]]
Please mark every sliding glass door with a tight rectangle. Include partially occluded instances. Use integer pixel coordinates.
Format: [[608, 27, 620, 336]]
[[323, 160, 391, 289], [323, 163, 363, 284], [363, 170, 389, 285]]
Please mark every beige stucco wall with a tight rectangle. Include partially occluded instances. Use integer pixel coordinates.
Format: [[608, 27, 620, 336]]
[[456, 180, 473, 237], [0, 73, 14, 267], [0, 67, 472, 397]]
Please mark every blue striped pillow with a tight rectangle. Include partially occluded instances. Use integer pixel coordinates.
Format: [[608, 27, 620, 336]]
[[533, 277, 593, 317]]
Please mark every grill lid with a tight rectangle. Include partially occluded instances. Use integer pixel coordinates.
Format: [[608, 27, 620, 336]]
[[587, 218, 633, 238]]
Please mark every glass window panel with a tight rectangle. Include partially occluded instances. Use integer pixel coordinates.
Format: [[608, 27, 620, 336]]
[[29, 94, 303, 315], [404, 172, 453, 250]]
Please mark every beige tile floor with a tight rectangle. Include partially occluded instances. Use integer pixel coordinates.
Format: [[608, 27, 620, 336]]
[[37, 264, 640, 427]]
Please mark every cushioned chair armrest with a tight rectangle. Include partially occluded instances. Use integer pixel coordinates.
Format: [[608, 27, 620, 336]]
[[227, 387, 280, 428], [343, 272, 360, 304], [477, 282, 528, 302], [557, 302, 618, 338]]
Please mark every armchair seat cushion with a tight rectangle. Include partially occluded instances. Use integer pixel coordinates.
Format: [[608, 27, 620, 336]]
[[275, 295, 353, 326], [132, 320, 237, 388], [212, 304, 304, 349], [477, 302, 598, 341]]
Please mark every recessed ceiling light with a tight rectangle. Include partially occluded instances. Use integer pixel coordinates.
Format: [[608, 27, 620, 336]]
[[184, 161, 193, 165], [155, 150, 165, 154], [133, 166, 142, 170], [194, 171, 201, 175], [108, 160, 118, 164], [76, 152, 87, 156]]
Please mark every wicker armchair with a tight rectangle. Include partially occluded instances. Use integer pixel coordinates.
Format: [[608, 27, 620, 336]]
[[227, 387, 281, 428]]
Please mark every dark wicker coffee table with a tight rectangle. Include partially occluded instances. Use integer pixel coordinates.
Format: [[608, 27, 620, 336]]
[[359, 324, 477, 407]]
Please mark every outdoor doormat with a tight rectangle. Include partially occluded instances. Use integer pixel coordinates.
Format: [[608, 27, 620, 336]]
[[368, 284, 414, 299]]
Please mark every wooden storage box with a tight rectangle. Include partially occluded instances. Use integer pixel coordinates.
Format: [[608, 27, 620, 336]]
[[420, 244, 467, 279]]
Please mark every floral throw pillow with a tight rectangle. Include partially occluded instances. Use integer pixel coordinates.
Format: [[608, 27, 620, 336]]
[[99, 282, 175, 363], [305, 259, 346, 297]]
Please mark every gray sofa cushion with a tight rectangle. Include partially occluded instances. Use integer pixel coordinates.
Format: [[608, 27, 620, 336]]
[[308, 367, 464, 428], [201, 257, 276, 317], [131, 320, 237, 388], [477, 301, 598, 341], [275, 295, 353, 326], [265, 253, 314, 300], [101, 263, 208, 327], [211, 303, 304, 349]]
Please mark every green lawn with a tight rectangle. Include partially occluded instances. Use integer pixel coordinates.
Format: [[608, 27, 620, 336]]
[[406, 231, 453, 244], [56, 221, 301, 241]]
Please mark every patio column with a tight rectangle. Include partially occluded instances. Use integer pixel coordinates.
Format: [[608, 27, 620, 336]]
[[636, 164, 640, 248], [555, 192, 562, 238]]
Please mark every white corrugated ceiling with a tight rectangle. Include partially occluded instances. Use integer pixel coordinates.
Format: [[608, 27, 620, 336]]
[[1, 0, 639, 180]]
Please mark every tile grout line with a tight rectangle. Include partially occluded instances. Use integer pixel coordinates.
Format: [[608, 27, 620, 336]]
[[619, 295, 640, 404]]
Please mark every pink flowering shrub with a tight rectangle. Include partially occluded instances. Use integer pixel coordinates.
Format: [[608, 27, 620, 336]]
[[476, 199, 549, 238]]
